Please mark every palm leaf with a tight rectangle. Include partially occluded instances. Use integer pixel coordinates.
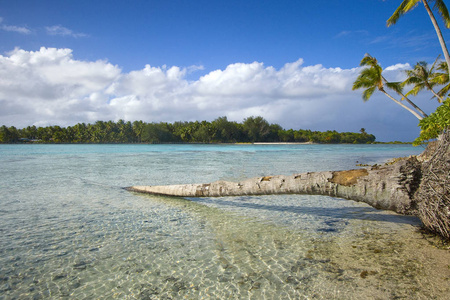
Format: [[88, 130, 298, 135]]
[[433, 71, 449, 84], [386, 81, 403, 94], [362, 86, 376, 101], [403, 75, 422, 86], [387, 0, 420, 26], [404, 0, 421, 11], [360, 54, 380, 67], [405, 84, 424, 97], [437, 83, 450, 97], [434, 0, 450, 28]]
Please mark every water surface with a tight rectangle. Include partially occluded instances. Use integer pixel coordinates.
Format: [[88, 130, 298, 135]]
[[1, 144, 448, 299]]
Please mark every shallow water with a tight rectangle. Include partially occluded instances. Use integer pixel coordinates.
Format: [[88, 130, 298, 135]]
[[0, 144, 448, 299]]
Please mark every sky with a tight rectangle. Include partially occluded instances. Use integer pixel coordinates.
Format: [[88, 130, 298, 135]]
[[0, 0, 448, 142]]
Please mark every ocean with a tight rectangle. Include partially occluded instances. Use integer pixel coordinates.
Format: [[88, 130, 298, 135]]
[[1, 143, 448, 299]]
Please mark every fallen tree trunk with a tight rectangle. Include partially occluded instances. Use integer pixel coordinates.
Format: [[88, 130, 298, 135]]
[[127, 131, 450, 240], [126, 156, 422, 215]]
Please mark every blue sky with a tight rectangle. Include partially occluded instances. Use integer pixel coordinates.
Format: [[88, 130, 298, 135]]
[[0, 0, 448, 141]]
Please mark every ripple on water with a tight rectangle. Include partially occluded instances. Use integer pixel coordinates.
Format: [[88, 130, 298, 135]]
[[0, 144, 448, 299]]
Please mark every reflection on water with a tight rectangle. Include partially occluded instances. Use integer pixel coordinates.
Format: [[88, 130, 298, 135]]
[[0, 144, 449, 299]]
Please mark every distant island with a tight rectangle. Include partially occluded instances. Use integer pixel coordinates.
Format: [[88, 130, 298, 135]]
[[1, 116, 376, 144]]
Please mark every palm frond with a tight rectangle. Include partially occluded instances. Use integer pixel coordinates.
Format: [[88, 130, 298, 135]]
[[403, 74, 422, 86], [430, 55, 441, 72], [387, 0, 419, 26], [404, 0, 421, 11], [405, 85, 424, 97], [402, 56, 444, 99], [354, 67, 381, 87], [432, 60, 449, 86], [434, 0, 450, 28], [360, 54, 376, 67], [352, 72, 372, 90], [432, 71, 449, 84], [437, 61, 448, 71], [362, 86, 376, 101], [386, 81, 403, 94], [437, 83, 450, 98]]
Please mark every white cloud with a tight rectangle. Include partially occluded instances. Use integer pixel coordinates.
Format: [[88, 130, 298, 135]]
[[385, 63, 410, 71], [0, 47, 120, 124], [45, 25, 88, 38], [0, 47, 440, 141], [334, 30, 369, 39], [0, 17, 31, 34], [1, 24, 31, 34]]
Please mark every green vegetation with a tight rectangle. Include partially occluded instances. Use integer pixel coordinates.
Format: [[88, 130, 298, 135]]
[[387, 0, 450, 75], [0, 116, 376, 144], [383, 0, 450, 144], [353, 1, 450, 145], [352, 54, 427, 120], [351, 1, 450, 242], [413, 98, 450, 145], [353, 53, 450, 144], [402, 57, 444, 103]]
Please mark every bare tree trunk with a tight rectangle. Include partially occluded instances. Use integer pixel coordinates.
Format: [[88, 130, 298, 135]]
[[381, 89, 424, 120], [423, 0, 450, 76], [427, 83, 445, 103], [381, 75, 428, 117], [127, 156, 421, 215]]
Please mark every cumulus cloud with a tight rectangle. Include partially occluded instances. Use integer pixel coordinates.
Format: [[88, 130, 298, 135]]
[[45, 25, 88, 38], [384, 63, 411, 71], [0, 47, 440, 141], [0, 47, 120, 125]]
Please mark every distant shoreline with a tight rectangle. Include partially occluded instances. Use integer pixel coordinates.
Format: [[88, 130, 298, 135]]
[[0, 141, 415, 145], [252, 142, 316, 145]]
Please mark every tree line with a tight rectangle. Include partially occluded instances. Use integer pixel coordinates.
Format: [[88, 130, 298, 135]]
[[0, 116, 376, 144]]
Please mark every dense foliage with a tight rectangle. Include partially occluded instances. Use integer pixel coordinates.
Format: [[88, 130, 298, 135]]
[[0, 116, 375, 144], [413, 98, 450, 145]]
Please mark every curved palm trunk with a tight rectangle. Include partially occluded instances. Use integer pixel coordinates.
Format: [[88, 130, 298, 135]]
[[401, 93, 429, 116], [380, 88, 424, 120], [423, 0, 450, 75], [382, 76, 428, 120], [427, 83, 445, 103], [126, 157, 421, 215], [382, 75, 428, 117]]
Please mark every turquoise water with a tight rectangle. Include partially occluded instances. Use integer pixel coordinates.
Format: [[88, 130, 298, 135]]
[[1, 144, 448, 299]]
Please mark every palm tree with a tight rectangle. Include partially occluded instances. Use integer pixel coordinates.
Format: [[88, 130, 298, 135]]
[[402, 57, 445, 102], [353, 55, 425, 120], [387, 0, 450, 75], [357, 54, 427, 118], [432, 61, 450, 98]]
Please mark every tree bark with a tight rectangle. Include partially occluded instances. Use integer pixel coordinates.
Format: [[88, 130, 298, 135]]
[[380, 88, 424, 120], [126, 156, 422, 215], [381, 75, 428, 117], [426, 82, 444, 103], [127, 132, 450, 240], [423, 0, 450, 76]]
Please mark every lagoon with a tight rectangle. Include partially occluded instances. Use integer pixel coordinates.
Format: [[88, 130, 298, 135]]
[[0, 144, 448, 299]]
